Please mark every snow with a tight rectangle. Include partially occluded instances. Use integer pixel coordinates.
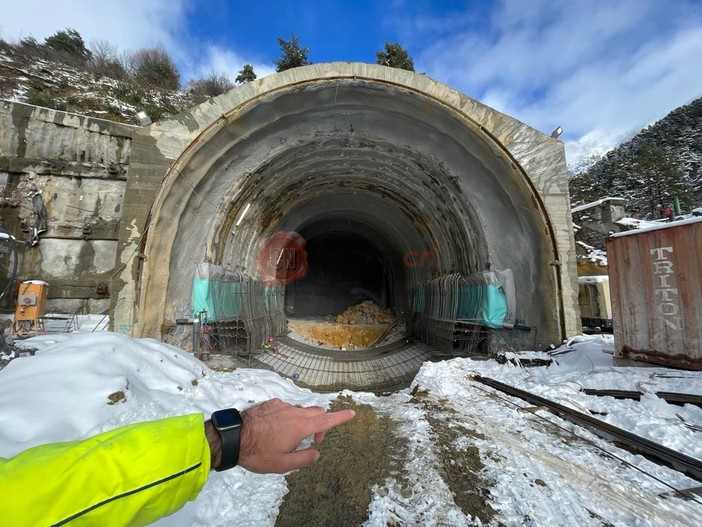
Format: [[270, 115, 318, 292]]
[[1, 330, 702, 525], [615, 216, 666, 230], [571, 197, 626, 213], [578, 275, 609, 284], [576, 240, 608, 265], [612, 216, 702, 238]]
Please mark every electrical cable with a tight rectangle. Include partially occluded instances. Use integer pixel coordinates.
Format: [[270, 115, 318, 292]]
[[0, 226, 19, 301]]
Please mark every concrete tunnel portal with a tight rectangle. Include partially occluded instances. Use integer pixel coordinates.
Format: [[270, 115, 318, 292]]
[[126, 64, 578, 390]]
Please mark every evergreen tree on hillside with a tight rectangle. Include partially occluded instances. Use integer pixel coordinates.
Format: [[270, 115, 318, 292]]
[[44, 28, 91, 64], [275, 34, 310, 72], [573, 97, 702, 215], [376, 42, 415, 72], [235, 64, 257, 84], [627, 143, 690, 216]]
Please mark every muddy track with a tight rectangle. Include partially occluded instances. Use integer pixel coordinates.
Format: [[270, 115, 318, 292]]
[[273, 382, 702, 526], [276, 393, 495, 526]]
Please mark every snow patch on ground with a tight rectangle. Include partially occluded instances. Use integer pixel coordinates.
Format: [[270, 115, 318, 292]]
[[1, 331, 701, 525]]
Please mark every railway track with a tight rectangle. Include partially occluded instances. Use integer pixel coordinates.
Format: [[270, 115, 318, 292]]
[[400, 364, 702, 525], [472, 375, 702, 484]]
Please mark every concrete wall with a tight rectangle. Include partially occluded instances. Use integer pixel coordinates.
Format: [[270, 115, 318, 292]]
[[0, 100, 135, 314]]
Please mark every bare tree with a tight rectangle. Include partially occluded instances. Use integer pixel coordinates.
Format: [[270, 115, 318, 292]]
[[89, 39, 126, 79], [128, 46, 180, 90], [187, 72, 234, 104]]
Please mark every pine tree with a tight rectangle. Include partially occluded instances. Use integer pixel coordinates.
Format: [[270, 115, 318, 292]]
[[376, 42, 414, 71], [628, 143, 690, 216], [275, 34, 310, 72], [44, 28, 92, 64], [235, 64, 257, 84]]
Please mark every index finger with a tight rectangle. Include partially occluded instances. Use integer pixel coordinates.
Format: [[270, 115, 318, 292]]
[[304, 408, 356, 436]]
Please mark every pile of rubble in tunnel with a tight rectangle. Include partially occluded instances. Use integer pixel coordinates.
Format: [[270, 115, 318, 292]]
[[286, 300, 403, 351], [335, 300, 396, 325]]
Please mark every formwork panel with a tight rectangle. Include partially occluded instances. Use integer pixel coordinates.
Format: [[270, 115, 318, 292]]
[[607, 219, 702, 369]]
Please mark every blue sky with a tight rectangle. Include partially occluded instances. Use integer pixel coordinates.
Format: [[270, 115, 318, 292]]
[[2, 0, 701, 166]]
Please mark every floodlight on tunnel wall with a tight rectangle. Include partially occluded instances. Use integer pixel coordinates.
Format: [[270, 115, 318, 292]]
[[136, 110, 152, 126], [550, 126, 563, 139], [235, 203, 251, 227]]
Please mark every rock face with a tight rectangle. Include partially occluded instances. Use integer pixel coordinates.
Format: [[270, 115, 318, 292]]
[[336, 300, 396, 325]]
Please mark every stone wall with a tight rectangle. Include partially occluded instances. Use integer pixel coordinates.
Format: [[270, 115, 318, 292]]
[[0, 100, 135, 314]]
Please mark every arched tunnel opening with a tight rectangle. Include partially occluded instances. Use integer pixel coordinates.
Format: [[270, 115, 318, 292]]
[[131, 66, 574, 391]]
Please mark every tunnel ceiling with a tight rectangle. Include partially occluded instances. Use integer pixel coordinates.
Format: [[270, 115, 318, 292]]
[[130, 63, 576, 344], [188, 83, 531, 276]]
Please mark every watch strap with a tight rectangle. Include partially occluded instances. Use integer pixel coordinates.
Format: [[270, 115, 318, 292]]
[[212, 409, 242, 472]]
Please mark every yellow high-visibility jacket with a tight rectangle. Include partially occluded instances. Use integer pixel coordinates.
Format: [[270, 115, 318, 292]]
[[0, 414, 210, 526]]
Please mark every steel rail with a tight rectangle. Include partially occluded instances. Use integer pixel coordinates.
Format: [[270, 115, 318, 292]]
[[582, 389, 702, 408], [472, 375, 702, 482]]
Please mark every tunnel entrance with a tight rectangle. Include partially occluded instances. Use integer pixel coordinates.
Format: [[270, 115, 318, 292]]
[[285, 229, 391, 318], [127, 63, 577, 391], [283, 220, 402, 351]]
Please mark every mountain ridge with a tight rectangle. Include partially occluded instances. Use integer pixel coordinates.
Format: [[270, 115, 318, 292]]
[[570, 96, 702, 217]]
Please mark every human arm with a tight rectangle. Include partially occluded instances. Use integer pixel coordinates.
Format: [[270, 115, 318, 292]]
[[0, 401, 355, 526], [0, 414, 210, 527], [206, 398, 356, 473]]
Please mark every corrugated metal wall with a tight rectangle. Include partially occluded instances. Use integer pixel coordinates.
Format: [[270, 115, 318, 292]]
[[607, 219, 702, 370]]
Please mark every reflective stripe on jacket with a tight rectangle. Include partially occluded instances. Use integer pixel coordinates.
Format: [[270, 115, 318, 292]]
[[0, 414, 210, 526]]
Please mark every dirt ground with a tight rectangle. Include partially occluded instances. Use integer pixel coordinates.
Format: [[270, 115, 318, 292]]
[[286, 300, 402, 350], [275, 393, 495, 527], [275, 396, 407, 527], [411, 389, 496, 521], [287, 319, 389, 349]]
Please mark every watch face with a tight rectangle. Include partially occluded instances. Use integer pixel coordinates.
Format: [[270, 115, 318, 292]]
[[213, 409, 242, 430]]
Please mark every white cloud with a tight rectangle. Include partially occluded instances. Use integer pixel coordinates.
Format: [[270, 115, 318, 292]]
[[183, 45, 276, 84], [412, 0, 702, 166], [0, 0, 187, 54]]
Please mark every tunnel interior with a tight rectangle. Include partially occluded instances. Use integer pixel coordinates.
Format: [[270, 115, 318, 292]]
[[144, 75, 563, 357], [285, 222, 393, 318]]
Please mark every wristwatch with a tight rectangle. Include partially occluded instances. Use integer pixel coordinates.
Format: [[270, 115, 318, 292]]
[[211, 408, 243, 471]]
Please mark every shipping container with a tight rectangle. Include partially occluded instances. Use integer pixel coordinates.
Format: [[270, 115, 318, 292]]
[[607, 218, 702, 370]]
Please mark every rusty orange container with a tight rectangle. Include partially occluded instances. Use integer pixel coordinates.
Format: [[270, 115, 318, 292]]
[[607, 218, 702, 370]]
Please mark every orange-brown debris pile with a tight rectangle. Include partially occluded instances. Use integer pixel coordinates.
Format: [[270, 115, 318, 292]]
[[335, 300, 395, 325]]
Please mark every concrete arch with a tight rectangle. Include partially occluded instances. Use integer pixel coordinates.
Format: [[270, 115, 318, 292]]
[[114, 63, 578, 353]]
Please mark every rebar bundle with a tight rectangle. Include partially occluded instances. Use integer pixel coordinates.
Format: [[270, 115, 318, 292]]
[[193, 264, 286, 356], [409, 270, 515, 355]]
